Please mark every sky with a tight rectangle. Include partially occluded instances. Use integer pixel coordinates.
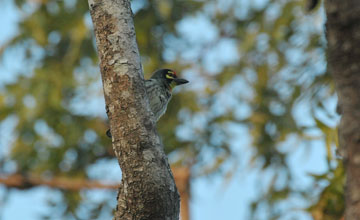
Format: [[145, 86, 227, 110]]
[[0, 0, 337, 220]]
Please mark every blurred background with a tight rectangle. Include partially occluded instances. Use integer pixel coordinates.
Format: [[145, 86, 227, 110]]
[[0, 0, 343, 219]]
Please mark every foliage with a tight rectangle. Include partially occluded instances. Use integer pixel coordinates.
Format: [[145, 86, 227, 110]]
[[0, 0, 343, 219]]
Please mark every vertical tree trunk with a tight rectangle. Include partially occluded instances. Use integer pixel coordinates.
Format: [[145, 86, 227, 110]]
[[173, 167, 191, 220], [325, 1, 360, 219], [87, 0, 180, 219]]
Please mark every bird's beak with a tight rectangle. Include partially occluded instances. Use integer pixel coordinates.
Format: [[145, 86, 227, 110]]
[[173, 78, 189, 85]]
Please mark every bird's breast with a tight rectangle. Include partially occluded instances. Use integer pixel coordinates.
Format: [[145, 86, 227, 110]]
[[145, 79, 172, 121]]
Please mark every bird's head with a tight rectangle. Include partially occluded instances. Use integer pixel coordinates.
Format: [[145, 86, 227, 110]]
[[151, 69, 189, 90]]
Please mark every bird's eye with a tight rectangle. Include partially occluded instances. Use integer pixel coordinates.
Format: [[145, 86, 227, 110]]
[[166, 73, 175, 79]]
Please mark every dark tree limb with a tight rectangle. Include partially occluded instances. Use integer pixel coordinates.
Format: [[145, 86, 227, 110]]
[[325, 1, 360, 219], [87, 0, 180, 219]]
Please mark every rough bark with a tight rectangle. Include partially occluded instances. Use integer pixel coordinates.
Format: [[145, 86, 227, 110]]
[[87, 1, 180, 219], [325, 1, 360, 219]]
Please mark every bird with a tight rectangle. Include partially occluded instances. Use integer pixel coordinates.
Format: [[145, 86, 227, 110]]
[[106, 69, 189, 138]]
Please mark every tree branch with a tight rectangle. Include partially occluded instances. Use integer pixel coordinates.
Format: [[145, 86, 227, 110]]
[[88, 0, 180, 219], [0, 167, 189, 192], [0, 174, 118, 190]]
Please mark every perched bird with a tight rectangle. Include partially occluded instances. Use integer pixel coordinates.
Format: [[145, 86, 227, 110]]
[[106, 69, 189, 138]]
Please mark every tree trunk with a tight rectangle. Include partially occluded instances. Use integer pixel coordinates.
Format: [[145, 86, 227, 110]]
[[325, 1, 360, 219], [87, 0, 180, 219]]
